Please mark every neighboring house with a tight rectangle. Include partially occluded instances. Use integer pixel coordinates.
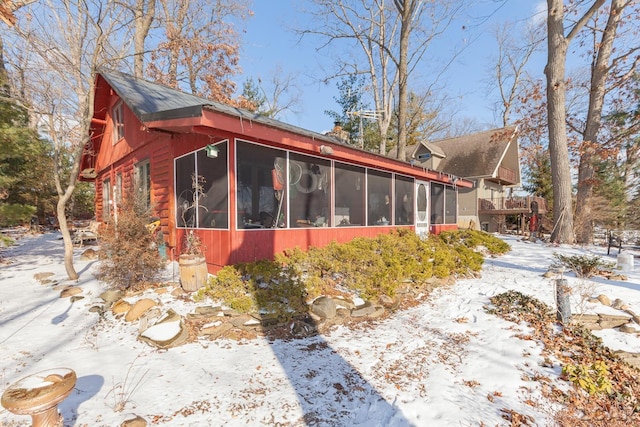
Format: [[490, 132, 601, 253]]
[[397, 127, 546, 233], [81, 70, 471, 271]]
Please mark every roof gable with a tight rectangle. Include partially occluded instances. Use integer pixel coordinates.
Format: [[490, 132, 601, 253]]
[[423, 127, 517, 178]]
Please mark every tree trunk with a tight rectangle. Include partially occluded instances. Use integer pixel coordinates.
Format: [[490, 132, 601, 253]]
[[57, 194, 78, 280], [545, 0, 575, 244], [133, 0, 156, 78], [574, 0, 623, 244], [395, 0, 412, 161]]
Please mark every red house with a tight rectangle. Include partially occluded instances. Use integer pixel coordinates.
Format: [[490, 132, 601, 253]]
[[82, 71, 471, 272]]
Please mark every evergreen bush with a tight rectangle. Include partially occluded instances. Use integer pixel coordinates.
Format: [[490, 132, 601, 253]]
[[196, 229, 511, 321]]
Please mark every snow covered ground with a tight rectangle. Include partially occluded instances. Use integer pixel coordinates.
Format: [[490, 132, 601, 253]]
[[0, 232, 638, 426]]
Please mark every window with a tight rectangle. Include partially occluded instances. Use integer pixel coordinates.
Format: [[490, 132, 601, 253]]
[[115, 172, 123, 205], [112, 101, 124, 143], [367, 169, 392, 226], [236, 141, 287, 229], [431, 183, 444, 224], [289, 153, 331, 227], [102, 179, 111, 221], [395, 175, 414, 225], [445, 186, 457, 224], [334, 162, 365, 226], [175, 141, 229, 229], [135, 160, 151, 211]]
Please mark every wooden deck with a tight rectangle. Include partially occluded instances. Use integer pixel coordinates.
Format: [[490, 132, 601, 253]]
[[478, 196, 547, 215]]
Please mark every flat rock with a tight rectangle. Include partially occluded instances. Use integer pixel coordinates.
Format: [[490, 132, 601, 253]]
[[125, 299, 158, 322], [120, 415, 147, 427], [34, 272, 55, 282], [598, 314, 631, 329], [60, 286, 82, 298], [310, 296, 337, 319], [187, 305, 224, 319], [597, 294, 612, 306], [139, 309, 189, 349], [612, 299, 630, 311], [615, 351, 640, 370], [112, 299, 132, 315], [100, 290, 124, 304], [200, 322, 234, 339], [80, 248, 98, 260], [351, 301, 376, 318]]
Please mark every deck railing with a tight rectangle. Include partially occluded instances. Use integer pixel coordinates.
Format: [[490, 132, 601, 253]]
[[496, 166, 518, 184], [478, 196, 547, 214]]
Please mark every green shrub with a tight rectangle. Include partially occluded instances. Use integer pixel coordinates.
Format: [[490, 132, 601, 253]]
[[197, 230, 510, 320], [551, 253, 614, 278], [0, 203, 36, 227]]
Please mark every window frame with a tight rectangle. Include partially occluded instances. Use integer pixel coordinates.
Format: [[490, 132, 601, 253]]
[[134, 160, 151, 211], [112, 101, 124, 144], [102, 178, 111, 221]]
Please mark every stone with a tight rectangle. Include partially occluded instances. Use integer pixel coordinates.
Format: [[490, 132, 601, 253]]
[[70, 295, 85, 303], [33, 272, 55, 282], [100, 290, 123, 304], [572, 314, 601, 330], [332, 296, 356, 310], [171, 287, 185, 297], [615, 351, 640, 370], [120, 415, 147, 427], [138, 309, 189, 349], [154, 287, 168, 295], [611, 299, 630, 311], [290, 319, 317, 337], [624, 309, 640, 325], [112, 299, 132, 315], [60, 286, 82, 298], [80, 248, 98, 260], [230, 314, 262, 331], [608, 274, 628, 281], [597, 294, 611, 306], [138, 308, 162, 333], [598, 313, 631, 329], [187, 305, 224, 319], [542, 270, 555, 278], [618, 324, 637, 334], [125, 299, 158, 322], [377, 294, 396, 308], [366, 304, 386, 319], [200, 321, 234, 339], [351, 301, 376, 318], [310, 296, 337, 319], [89, 305, 104, 314]]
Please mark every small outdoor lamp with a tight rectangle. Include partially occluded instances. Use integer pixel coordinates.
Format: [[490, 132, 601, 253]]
[[205, 144, 219, 158]]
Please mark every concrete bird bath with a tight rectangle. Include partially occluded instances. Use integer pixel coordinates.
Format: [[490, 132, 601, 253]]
[[1, 368, 76, 427]]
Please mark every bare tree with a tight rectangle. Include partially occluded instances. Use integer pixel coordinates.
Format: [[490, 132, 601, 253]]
[[149, 0, 249, 103], [302, 0, 464, 156], [120, 0, 157, 78], [491, 21, 544, 126], [6, 0, 126, 279], [544, 0, 604, 244], [254, 66, 302, 119], [573, 0, 640, 243]]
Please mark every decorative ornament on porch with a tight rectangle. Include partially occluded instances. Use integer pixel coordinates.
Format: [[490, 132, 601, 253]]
[[178, 173, 209, 292]]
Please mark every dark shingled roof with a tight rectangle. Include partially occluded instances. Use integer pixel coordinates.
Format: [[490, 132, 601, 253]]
[[423, 127, 517, 178], [99, 69, 342, 144]]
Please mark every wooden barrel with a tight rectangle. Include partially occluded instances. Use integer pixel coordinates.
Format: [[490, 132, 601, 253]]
[[179, 255, 209, 292]]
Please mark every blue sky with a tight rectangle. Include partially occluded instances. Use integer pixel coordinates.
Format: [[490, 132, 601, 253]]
[[238, 0, 547, 135]]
